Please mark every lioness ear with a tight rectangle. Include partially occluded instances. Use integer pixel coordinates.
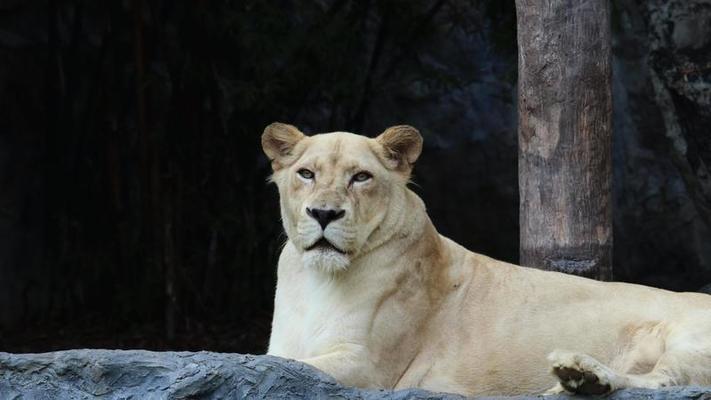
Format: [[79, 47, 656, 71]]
[[375, 125, 423, 173], [262, 122, 306, 170]]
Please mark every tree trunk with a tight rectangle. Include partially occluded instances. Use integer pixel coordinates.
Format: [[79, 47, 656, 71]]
[[516, 0, 613, 280]]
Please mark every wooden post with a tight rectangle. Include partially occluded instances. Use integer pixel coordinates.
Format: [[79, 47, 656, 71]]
[[516, 0, 613, 280]]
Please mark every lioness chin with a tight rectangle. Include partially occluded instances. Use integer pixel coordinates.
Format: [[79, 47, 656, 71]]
[[262, 122, 711, 396]]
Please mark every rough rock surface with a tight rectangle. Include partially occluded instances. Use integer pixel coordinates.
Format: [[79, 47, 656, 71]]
[[612, 0, 711, 289], [1, 350, 710, 399]]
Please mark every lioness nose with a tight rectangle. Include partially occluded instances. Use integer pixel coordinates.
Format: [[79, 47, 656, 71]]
[[306, 208, 345, 229]]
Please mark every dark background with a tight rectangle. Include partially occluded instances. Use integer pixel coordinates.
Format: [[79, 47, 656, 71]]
[[1, 0, 710, 354]]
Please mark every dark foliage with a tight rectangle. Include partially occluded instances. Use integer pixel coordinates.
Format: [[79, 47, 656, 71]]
[[1, 0, 516, 352], [1, 0, 709, 354]]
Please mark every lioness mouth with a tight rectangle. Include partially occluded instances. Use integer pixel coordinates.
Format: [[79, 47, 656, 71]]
[[306, 238, 345, 254]]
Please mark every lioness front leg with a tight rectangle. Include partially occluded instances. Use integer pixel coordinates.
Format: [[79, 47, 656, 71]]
[[548, 314, 711, 395], [547, 350, 676, 395], [547, 350, 619, 395], [298, 346, 381, 388]]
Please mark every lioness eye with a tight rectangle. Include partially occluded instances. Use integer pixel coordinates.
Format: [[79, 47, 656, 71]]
[[352, 171, 372, 183], [297, 168, 314, 180]]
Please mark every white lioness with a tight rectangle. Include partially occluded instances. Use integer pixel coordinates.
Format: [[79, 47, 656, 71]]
[[262, 122, 711, 396]]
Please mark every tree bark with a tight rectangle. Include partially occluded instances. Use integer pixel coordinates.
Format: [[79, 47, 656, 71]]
[[516, 0, 613, 280], [1, 350, 709, 399]]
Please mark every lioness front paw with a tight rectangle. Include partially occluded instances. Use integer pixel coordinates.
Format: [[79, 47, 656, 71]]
[[548, 350, 614, 395]]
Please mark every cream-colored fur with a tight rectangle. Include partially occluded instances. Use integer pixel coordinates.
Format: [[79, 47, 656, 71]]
[[262, 122, 711, 396]]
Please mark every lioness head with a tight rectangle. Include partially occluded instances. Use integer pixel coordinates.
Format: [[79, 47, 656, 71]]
[[262, 123, 423, 273]]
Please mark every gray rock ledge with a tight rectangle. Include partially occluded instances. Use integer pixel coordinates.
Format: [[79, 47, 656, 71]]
[[1, 350, 710, 399]]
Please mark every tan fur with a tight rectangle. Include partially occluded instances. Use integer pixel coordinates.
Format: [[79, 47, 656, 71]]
[[262, 123, 711, 396]]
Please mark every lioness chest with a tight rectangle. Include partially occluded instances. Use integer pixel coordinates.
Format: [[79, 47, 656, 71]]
[[269, 242, 392, 359], [268, 242, 444, 377]]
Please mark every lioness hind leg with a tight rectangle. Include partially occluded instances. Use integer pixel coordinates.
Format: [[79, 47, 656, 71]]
[[654, 313, 711, 387]]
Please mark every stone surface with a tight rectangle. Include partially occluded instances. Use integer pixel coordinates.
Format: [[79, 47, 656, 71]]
[[612, 0, 711, 289], [1, 350, 710, 399]]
